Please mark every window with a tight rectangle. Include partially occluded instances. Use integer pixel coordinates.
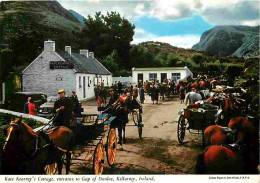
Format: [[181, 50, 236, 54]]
[[107, 77, 109, 85], [88, 76, 90, 87], [172, 73, 181, 81], [79, 76, 82, 88], [149, 73, 157, 81]]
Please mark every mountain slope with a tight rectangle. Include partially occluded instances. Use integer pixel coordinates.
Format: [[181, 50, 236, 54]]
[[69, 9, 85, 25], [0, 1, 82, 82], [192, 25, 259, 57]]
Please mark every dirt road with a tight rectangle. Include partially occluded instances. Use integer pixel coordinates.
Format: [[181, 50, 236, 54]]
[[70, 95, 204, 174]]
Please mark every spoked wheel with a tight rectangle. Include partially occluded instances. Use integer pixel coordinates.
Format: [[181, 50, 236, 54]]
[[132, 111, 139, 125], [177, 115, 186, 144], [93, 143, 105, 175], [62, 153, 73, 165], [106, 128, 117, 166], [138, 112, 143, 139], [44, 163, 58, 175]]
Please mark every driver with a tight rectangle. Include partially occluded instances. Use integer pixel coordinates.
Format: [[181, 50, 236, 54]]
[[53, 89, 73, 127]]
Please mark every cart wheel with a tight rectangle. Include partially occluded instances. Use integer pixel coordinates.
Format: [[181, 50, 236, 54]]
[[138, 115, 143, 139], [44, 163, 58, 175], [138, 125, 143, 139], [62, 153, 73, 165], [106, 128, 117, 166], [177, 115, 186, 144], [132, 111, 139, 125], [93, 143, 105, 175]]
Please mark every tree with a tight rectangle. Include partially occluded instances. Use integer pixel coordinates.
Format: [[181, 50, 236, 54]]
[[192, 53, 205, 65], [102, 50, 120, 75], [78, 11, 135, 68], [167, 53, 179, 67]]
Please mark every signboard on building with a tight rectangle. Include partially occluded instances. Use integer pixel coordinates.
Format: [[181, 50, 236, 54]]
[[49, 61, 74, 69]]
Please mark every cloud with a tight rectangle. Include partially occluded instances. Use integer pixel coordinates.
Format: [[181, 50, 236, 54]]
[[59, 0, 259, 26], [132, 29, 200, 48]]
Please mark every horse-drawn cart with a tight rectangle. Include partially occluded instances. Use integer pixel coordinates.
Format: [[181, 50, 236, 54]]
[[45, 112, 117, 175], [177, 104, 218, 145]]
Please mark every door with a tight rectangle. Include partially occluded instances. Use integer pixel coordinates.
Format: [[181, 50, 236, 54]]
[[161, 73, 167, 83], [137, 74, 143, 83], [83, 76, 86, 98]]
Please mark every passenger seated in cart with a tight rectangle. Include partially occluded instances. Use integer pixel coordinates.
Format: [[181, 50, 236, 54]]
[[184, 88, 202, 105], [53, 89, 73, 128]]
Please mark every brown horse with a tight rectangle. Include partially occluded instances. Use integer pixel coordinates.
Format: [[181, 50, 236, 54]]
[[196, 145, 243, 174], [200, 117, 258, 173], [204, 117, 255, 146], [204, 125, 227, 146], [191, 81, 199, 90], [3, 118, 72, 174], [199, 80, 207, 90]]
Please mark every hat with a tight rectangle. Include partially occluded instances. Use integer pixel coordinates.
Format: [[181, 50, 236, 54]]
[[58, 89, 65, 94]]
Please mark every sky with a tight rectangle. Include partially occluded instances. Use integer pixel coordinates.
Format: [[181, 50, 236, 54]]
[[58, 0, 260, 49]]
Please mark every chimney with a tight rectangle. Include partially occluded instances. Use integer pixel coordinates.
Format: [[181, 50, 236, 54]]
[[44, 40, 55, 52], [65, 46, 71, 54], [89, 52, 94, 58], [80, 49, 89, 57]]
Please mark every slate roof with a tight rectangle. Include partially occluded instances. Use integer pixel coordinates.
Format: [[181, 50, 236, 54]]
[[56, 51, 111, 75]]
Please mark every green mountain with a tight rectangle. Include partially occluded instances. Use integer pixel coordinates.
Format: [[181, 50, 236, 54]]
[[192, 25, 260, 57], [69, 9, 85, 25], [0, 1, 82, 81]]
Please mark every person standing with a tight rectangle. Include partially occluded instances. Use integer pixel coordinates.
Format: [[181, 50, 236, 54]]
[[70, 91, 80, 116], [133, 85, 138, 99], [28, 98, 36, 116], [53, 89, 73, 127], [24, 97, 31, 114], [151, 85, 158, 104], [117, 81, 123, 95], [94, 85, 100, 101], [179, 84, 185, 104], [140, 86, 145, 104], [138, 80, 143, 89]]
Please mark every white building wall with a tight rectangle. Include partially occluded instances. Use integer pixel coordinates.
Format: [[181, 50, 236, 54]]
[[132, 67, 193, 84], [76, 73, 96, 101], [22, 51, 76, 97], [112, 77, 132, 84]]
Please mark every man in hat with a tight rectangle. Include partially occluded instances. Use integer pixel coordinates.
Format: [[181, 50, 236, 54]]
[[53, 89, 73, 127]]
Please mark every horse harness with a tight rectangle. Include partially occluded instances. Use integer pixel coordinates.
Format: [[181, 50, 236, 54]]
[[5, 122, 55, 161]]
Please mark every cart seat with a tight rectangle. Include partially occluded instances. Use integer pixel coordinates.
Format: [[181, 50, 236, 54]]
[[104, 116, 116, 125], [98, 113, 108, 120]]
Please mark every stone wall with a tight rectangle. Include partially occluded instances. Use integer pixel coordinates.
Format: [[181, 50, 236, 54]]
[[22, 51, 76, 97]]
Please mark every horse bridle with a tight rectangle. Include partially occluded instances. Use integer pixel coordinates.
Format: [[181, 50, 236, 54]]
[[4, 122, 51, 159]]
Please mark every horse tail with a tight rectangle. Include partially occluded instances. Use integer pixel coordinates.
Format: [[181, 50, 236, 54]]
[[196, 152, 205, 174]]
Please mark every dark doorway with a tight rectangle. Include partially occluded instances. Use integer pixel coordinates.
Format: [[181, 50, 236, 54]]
[[83, 76, 86, 98], [161, 73, 167, 83], [137, 74, 143, 83]]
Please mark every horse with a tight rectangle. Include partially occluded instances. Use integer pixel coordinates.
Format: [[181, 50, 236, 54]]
[[105, 96, 141, 150], [204, 117, 256, 146], [191, 81, 199, 90], [200, 116, 259, 173], [196, 145, 244, 174], [2, 117, 72, 174]]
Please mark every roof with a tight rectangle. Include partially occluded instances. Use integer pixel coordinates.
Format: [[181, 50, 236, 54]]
[[133, 67, 186, 71], [56, 51, 111, 75]]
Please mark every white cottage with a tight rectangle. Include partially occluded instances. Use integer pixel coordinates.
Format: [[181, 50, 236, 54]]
[[22, 41, 112, 101], [132, 67, 193, 84]]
